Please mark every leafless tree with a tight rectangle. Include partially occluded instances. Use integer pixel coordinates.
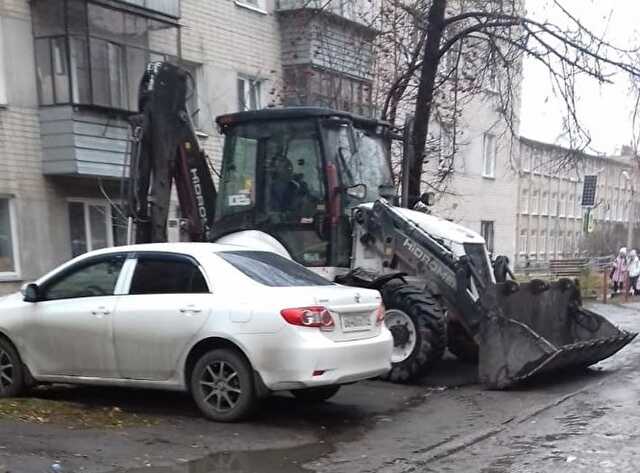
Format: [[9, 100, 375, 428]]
[[374, 0, 640, 204]]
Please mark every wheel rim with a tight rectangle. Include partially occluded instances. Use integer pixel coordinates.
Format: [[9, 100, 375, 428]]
[[385, 309, 417, 363], [0, 349, 14, 394], [199, 360, 242, 413]]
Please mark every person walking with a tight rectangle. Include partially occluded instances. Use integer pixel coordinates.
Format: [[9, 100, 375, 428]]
[[628, 249, 640, 296], [611, 247, 628, 296]]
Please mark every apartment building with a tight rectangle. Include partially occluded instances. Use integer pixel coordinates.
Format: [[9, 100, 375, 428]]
[[515, 137, 635, 267], [0, 0, 376, 294]]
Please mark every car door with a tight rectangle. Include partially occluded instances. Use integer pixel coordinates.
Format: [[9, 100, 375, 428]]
[[23, 254, 126, 378], [112, 253, 212, 380]]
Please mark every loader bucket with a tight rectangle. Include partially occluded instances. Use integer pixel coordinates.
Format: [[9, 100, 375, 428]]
[[477, 279, 636, 389]]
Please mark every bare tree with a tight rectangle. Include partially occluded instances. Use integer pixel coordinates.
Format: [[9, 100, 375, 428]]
[[374, 0, 640, 204]]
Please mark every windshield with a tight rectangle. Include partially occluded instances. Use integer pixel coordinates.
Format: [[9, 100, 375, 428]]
[[218, 251, 333, 287], [323, 123, 394, 208]]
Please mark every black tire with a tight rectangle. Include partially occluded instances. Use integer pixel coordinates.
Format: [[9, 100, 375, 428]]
[[380, 281, 446, 383], [447, 319, 479, 363], [0, 337, 25, 398], [291, 385, 340, 402], [190, 348, 256, 422]]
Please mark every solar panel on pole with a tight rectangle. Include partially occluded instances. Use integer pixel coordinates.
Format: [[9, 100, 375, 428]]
[[581, 175, 598, 207]]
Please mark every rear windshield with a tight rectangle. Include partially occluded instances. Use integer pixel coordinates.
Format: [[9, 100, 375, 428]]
[[218, 251, 333, 287]]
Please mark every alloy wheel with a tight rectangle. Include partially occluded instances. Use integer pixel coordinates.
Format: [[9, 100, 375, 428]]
[[0, 349, 14, 394], [199, 361, 242, 413]]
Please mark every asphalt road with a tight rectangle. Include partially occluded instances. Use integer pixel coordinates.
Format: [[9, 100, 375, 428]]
[[1, 301, 638, 473]]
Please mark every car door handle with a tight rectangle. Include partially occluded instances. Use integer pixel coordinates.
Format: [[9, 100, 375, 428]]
[[180, 306, 202, 314], [91, 307, 111, 317]]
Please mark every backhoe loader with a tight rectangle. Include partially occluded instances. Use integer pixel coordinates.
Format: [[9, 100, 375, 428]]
[[127, 62, 635, 388]]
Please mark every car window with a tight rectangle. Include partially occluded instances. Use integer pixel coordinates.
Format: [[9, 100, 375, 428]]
[[43, 257, 125, 301], [218, 251, 333, 287], [129, 256, 209, 295]]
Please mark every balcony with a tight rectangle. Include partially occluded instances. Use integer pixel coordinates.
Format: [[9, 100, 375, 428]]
[[114, 0, 180, 19], [40, 106, 130, 178]]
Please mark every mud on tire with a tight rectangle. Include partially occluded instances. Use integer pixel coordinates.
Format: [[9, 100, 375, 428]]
[[380, 281, 446, 383]]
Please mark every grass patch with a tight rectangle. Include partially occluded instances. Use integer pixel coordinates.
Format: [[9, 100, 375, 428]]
[[0, 397, 160, 429]]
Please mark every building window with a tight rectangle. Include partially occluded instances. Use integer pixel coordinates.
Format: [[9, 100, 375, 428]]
[[522, 148, 531, 173], [531, 190, 539, 214], [542, 191, 549, 215], [0, 198, 19, 277], [540, 230, 547, 255], [68, 200, 126, 257], [519, 229, 527, 254], [0, 20, 6, 105], [520, 189, 529, 214], [550, 192, 558, 216], [482, 133, 496, 178], [559, 193, 567, 217], [558, 231, 564, 253], [480, 221, 494, 254], [237, 76, 263, 111], [32, 0, 179, 112], [568, 194, 575, 217], [532, 150, 541, 174], [530, 230, 537, 255]]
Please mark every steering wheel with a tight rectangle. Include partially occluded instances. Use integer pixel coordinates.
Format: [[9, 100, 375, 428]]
[[85, 285, 107, 296]]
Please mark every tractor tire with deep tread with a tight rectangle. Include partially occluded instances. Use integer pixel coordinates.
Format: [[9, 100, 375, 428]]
[[190, 348, 256, 422], [291, 385, 340, 402], [0, 337, 25, 398], [380, 281, 446, 383], [447, 319, 479, 363]]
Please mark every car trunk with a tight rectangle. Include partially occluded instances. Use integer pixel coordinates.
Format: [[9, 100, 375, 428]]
[[278, 286, 382, 342]]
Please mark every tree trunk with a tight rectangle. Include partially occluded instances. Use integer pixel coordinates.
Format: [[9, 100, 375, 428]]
[[408, 0, 447, 205]]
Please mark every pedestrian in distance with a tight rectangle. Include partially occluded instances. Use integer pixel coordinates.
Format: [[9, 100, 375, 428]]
[[611, 247, 628, 296], [628, 249, 640, 296]]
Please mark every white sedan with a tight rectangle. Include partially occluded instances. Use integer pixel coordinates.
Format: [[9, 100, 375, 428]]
[[0, 243, 392, 421]]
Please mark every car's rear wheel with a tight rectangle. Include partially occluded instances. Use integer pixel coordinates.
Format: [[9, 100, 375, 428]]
[[291, 385, 340, 402], [190, 349, 256, 422], [0, 338, 24, 398]]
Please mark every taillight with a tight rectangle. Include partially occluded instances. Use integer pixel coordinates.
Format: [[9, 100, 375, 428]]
[[281, 306, 335, 331], [375, 304, 386, 325]]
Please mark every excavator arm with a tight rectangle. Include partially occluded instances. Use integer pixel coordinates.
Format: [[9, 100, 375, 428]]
[[128, 62, 217, 243]]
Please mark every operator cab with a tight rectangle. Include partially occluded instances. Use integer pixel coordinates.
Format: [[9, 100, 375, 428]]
[[215, 107, 395, 268]]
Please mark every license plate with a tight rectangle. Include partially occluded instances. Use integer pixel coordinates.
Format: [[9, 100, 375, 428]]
[[341, 313, 372, 331]]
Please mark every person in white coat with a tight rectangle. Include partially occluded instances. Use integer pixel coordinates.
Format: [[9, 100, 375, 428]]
[[628, 249, 640, 296]]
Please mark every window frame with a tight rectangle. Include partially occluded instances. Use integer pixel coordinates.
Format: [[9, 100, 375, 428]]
[[67, 198, 119, 257], [32, 0, 179, 112], [0, 19, 7, 106], [480, 220, 494, 254], [38, 253, 127, 301], [124, 252, 211, 295], [482, 133, 497, 178], [0, 197, 21, 281], [237, 75, 263, 111]]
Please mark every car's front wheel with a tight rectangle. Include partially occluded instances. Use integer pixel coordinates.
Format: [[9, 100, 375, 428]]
[[190, 349, 256, 422], [291, 385, 340, 402], [0, 338, 24, 398]]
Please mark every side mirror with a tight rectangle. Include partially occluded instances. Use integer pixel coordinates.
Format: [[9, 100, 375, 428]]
[[420, 192, 435, 206], [22, 283, 40, 303], [346, 184, 367, 200]]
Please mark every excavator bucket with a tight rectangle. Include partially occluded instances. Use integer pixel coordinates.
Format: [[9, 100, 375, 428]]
[[477, 278, 636, 389]]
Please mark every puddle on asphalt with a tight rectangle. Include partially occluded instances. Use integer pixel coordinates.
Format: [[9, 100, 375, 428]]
[[117, 443, 331, 473]]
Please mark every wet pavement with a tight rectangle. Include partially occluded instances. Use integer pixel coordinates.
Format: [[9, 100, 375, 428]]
[[1, 301, 639, 473]]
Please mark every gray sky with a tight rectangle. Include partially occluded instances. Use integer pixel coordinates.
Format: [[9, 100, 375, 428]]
[[520, 0, 640, 154]]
